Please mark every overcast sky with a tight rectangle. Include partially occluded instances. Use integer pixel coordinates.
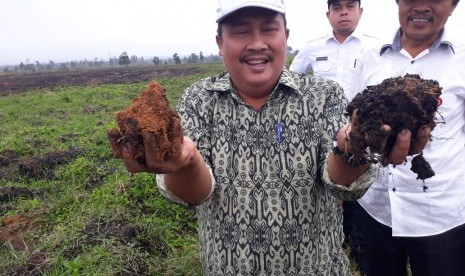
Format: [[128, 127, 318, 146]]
[[1, 0, 464, 66]]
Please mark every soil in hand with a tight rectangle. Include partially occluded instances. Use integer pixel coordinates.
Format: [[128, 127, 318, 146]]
[[107, 81, 183, 164], [346, 74, 442, 180]]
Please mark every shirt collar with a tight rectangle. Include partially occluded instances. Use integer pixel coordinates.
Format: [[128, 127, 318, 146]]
[[327, 27, 367, 44], [380, 28, 456, 56], [206, 68, 302, 96]]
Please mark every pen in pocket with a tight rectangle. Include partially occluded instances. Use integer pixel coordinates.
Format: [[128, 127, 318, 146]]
[[275, 122, 283, 144]]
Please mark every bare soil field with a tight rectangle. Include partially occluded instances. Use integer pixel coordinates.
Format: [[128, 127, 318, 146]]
[[0, 65, 202, 96]]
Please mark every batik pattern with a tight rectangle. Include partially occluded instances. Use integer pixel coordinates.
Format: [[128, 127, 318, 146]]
[[173, 68, 374, 275]]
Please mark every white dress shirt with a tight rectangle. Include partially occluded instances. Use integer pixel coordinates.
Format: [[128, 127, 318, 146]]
[[350, 28, 465, 237], [290, 28, 380, 98]]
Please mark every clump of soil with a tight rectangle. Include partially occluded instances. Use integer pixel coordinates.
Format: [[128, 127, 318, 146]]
[[346, 74, 442, 180], [0, 214, 37, 252], [107, 81, 183, 164], [0, 186, 44, 203]]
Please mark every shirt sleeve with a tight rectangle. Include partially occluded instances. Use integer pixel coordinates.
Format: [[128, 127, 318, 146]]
[[156, 165, 216, 206], [322, 153, 380, 201], [155, 79, 215, 206], [289, 47, 312, 74]]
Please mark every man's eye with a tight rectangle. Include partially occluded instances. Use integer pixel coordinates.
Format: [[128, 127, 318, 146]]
[[263, 28, 278, 34]]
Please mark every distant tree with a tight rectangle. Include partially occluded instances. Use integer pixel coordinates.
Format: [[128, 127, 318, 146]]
[[59, 63, 69, 71], [110, 56, 116, 67], [153, 56, 160, 65], [199, 51, 204, 62], [187, 53, 199, 63], [118, 52, 131, 66], [19, 62, 25, 71], [287, 46, 299, 57], [206, 54, 222, 63], [130, 55, 138, 64], [172, 53, 181, 64]]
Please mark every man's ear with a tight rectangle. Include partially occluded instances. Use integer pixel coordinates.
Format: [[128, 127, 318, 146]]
[[216, 35, 223, 57]]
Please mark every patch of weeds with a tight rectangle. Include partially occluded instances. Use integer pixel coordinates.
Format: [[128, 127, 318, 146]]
[[57, 214, 165, 275], [61, 95, 72, 103], [0, 251, 33, 276], [18, 147, 83, 180], [0, 187, 33, 202], [62, 216, 137, 259], [57, 133, 78, 143], [55, 157, 117, 191], [0, 149, 22, 182], [126, 173, 197, 235]]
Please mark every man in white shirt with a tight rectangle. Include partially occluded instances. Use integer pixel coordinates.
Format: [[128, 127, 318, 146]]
[[290, 0, 379, 259], [349, 0, 465, 275], [289, 0, 379, 98]]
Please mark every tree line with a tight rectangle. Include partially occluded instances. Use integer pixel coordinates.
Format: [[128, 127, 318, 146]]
[[2, 51, 223, 73], [3, 47, 298, 73]]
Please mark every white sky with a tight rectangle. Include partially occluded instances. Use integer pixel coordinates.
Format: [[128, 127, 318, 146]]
[[1, 0, 464, 66]]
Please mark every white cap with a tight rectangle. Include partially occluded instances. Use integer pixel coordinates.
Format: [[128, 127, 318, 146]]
[[216, 0, 286, 23]]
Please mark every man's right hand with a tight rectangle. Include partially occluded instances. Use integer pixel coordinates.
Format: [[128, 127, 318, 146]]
[[120, 136, 199, 174]]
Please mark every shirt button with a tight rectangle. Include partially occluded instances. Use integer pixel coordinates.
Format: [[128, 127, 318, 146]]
[[411, 60, 415, 64]]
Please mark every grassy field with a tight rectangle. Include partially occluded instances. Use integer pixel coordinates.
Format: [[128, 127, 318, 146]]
[[0, 62, 362, 275], [0, 63, 226, 275]]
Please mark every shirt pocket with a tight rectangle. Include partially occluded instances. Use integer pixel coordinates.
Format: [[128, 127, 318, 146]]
[[312, 60, 332, 73], [349, 59, 358, 71]]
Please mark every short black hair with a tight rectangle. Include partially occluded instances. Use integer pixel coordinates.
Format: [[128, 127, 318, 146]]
[[328, 0, 361, 9]]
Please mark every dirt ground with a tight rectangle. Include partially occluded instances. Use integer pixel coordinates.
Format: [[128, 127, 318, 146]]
[[0, 65, 202, 96]]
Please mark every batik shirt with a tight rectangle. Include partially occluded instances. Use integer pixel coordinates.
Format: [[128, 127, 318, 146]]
[[157, 68, 378, 275]]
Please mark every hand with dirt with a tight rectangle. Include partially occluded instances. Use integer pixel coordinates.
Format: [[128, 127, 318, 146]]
[[120, 135, 198, 174], [107, 81, 184, 165], [329, 116, 431, 186], [345, 74, 441, 180], [335, 116, 431, 165], [107, 81, 212, 204]]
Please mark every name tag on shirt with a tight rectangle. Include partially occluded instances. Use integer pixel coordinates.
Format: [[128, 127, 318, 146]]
[[316, 56, 328, 61]]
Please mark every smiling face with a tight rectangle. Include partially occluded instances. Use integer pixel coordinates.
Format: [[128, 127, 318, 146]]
[[326, 0, 363, 41], [216, 7, 289, 104], [398, 0, 457, 47]]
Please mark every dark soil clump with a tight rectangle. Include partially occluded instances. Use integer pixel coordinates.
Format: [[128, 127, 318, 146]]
[[347, 74, 442, 180], [0, 186, 44, 203], [18, 147, 83, 179]]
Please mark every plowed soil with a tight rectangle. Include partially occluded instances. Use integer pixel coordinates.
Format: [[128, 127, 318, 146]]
[[0, 66, 201, 96]]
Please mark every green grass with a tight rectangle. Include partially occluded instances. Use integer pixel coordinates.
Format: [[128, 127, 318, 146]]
[[0, 63, 224, 275]]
